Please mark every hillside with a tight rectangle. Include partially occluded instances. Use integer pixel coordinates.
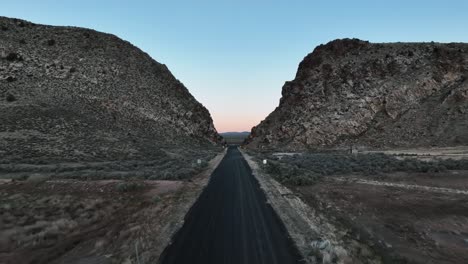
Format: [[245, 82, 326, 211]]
[[246, 39, 468, 150], [0, 17, 221, 163]]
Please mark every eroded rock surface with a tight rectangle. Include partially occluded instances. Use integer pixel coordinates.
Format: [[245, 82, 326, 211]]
[[246, 38, 468, 150], [0, 17, 221, 162]]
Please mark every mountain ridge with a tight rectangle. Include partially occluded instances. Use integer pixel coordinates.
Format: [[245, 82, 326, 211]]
[[246, 38, 468, 150], [0, 16, 221, 162]]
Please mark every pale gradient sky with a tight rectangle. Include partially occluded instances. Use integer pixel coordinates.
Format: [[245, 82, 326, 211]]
[[3, 0, 468, 132]]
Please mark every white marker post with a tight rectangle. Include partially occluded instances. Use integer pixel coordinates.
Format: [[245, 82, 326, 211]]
[[263, 159, 267, 165], [197, 159, 202, 166]]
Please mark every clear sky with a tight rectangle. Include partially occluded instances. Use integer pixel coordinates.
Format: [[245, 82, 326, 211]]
[[2, 1, 468, 132]]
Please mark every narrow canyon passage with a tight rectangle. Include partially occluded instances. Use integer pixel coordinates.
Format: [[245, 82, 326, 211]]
[[159, 146, 301, 264]]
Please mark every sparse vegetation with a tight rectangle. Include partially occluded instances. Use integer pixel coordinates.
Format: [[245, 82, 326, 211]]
[[256, 152, 468, 186], [174, 167, 197, 180], [0, 157, 213, 264], [0, 147, 220, 181], [9, 173, 29, 181], [6, 76, 17, 82], [116, 182, 144, 192], [152, 195, 161, 204], [47, 39, 56, 46], [262, 160, 320, 186], [5, 52, 23, 62], [26, 174, 50, 184]]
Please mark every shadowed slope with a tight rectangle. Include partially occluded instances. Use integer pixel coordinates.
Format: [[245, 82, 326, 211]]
[[0, 17, 221, 162]]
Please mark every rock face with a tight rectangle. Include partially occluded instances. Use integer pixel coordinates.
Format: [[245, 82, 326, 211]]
[[246, 39, 468, 150], [0, 17, 221, 162]]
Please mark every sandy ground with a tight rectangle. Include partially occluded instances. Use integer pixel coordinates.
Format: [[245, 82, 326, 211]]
[[0, 150, 226, 264], [294, 179, 468, 264]]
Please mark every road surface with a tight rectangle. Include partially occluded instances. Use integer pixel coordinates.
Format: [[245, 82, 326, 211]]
[[159, 146, 301, 264]]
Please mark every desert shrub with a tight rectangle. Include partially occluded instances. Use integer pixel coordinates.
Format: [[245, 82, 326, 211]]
[[264, 160, 320, 186], [160, 171, 173, 180], [5, 93, 16, 102], [157, 160, 176, 170], [6, 76, 17, 82], [146, 170, 173, 180], [439, 158, 468, 170], [148, 174, 160, 180], [5, 52, 22, 61], [145, 160, 203, 181], [265, 161, 282, 175], [26, 174, 50, 184], [175, 167, 196, 180], [15, 20, 26, 27], [10, 174, 29, 181], [286, 174, 319, 186], [116, 182, 143, 192], [152, 195, 161, 204], [197, 160, 209, 168]]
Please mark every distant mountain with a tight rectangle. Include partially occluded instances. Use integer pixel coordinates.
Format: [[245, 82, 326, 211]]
[[220, 132, 250, 144], [0, 17, 221, 162], [220, 131, 250, 137], [246, 38, 468, 150]]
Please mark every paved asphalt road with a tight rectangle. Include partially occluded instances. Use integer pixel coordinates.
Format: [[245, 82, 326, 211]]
[[159, 146, 301, 264]]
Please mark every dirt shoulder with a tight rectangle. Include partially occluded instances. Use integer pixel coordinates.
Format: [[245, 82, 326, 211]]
[[0, 149, 226, 264]]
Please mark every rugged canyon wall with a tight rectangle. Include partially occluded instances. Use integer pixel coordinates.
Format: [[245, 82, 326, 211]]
[[246, 39, 468, 150], [0, 17, 221, 162]]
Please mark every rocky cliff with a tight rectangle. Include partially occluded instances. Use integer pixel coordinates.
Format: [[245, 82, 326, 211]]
[[0, 17, 221, 162], [246, 39, 468, 150]]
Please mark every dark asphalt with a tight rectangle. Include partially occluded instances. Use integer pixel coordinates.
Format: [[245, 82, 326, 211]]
[[159, 146, 302, 264]]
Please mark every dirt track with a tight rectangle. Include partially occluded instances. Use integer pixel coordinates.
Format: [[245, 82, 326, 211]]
[[159, 147, 301, 264]]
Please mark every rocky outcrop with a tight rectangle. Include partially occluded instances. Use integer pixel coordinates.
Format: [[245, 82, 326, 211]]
[[246, 38, 468, 150], [0, 17, 221, 162]]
